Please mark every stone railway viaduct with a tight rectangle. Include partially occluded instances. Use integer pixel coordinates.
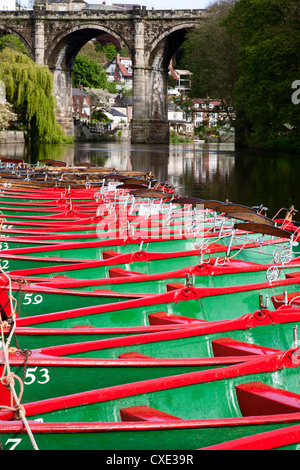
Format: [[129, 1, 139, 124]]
[[0, 5, 206, 142]]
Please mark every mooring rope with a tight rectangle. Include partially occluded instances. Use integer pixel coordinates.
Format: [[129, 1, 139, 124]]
[[0, 267, 39, 450]]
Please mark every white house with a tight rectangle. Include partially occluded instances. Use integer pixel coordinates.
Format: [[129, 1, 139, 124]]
[[103, 107, 128, 124], [168, 101, 194, 135], [105, 53, 132, 90], [168, 60, 192, 95]]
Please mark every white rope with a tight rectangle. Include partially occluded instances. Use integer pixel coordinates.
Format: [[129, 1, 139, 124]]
[[0, 267, 39, 450]]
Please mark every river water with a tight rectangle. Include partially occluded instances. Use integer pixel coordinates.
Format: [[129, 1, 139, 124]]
[[0, 140, 299, 220]]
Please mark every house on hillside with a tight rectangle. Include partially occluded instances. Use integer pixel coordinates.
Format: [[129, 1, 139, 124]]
[[192, 97, 235, 141], [192, 98, 233, 128], [105, 53, 132, 90], [82, 2, 125, 10], [168, 101, 194, 135], [102, 107, 127, 124], [168, 60, 192, 95], [41, 0, 129, 11], [41, 0, 86, 11], [111, 93, 133, 122], [72, 88, 91, 121]]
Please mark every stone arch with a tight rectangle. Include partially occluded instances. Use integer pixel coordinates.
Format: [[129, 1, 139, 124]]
[[44, 23, 132, 137], [45, 23, 132, 70], [0, 26, 33, 59], [148, 22, 198, 70], [131, 22, 197, 142]]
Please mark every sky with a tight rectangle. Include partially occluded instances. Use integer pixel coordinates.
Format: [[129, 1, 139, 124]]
[[19, 0, 212, 11], [87, 0, 211, 10]]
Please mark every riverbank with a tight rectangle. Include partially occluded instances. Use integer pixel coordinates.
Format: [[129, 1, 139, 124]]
[[0, 130, 25, 144]]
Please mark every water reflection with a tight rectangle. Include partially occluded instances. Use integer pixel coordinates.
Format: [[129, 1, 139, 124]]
[[0, 140, 299, 218]]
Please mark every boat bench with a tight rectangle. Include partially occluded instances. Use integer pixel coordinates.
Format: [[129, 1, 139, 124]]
[[272, 291, 300, 309], [211, 338, 280, 357], [53, 275, 74, 279], [108, 268, 146, 278], [285, 272, 300, 279], [118, 352, 153, 359], [102, 250, 120, 259], [148, 311, 205, 325], [166, 282, 185, 291], [236, 382, 300, 416], [120, 406, 182, 422]]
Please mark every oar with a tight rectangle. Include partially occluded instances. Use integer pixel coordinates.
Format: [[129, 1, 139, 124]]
[[225, 211, 275, 226], [122, 178, 152, 186], [233, 222, 292, 239], [129, 189, 170, 198], [117, 183, 149, 190], [171, 197, 204, 205], [216, 203, 256, 213], [202, 200, 225, 210]]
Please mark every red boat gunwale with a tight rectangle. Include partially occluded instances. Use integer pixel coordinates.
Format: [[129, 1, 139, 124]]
[[14, 257, 300, 290], [200, 423, 300, 450], [27, 308, 300, 357], [1, 414, 300, 436], [0, 348, 299, 421], [13, 276, 300, 327]]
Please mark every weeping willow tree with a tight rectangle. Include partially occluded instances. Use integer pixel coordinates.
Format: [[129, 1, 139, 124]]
[[0, 48, 72, 143]]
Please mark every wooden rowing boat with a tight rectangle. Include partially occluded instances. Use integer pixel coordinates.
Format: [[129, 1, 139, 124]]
[[1, 349, 300, 449], [7, 276, 300, 328]]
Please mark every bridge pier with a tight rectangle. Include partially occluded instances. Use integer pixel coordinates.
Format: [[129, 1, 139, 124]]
[[131, 119, 169, 143], [131, 19, 169, 143], [131, 63, 169, 143], [52, 68, 74, 137]]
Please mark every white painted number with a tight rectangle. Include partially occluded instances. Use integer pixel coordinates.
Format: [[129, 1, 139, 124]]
[[24, 367, 50, 385], [1, 260, 9, 270], [5, 438, 22, 450], [23, 293, 43, 305]]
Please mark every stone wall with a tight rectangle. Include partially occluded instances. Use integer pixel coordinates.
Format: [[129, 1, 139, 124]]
[[0, 131, 25, 143]]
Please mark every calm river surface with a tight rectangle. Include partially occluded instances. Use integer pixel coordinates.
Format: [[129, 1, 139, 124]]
[[0, 140, 299, 219]]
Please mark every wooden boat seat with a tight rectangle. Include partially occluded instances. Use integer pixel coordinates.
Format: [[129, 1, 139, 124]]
[[272, 291, 300, 309], [93, 289, 122, 294], [118, 352, 153, 359], [211, 338, 280, 357], [53, 275, 74, 279], [120, 406, 182, 422], [108, 268, 146, 278], [285, 272, 300, 279], [102, 250, 120, 259], [166, 282, 186, 291], [148, 311, 205, 325], [236, 382, 300, 416]]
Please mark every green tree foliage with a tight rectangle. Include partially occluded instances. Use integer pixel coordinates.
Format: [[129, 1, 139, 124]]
[[182, 1, 238, 115], [73, 55, 109, 88], [94, 42, 117, 61], [0, 48, 72, 143], [0, 34, 30, 56], [73, 54, 117, 94], [224, 0, 300, 151]]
